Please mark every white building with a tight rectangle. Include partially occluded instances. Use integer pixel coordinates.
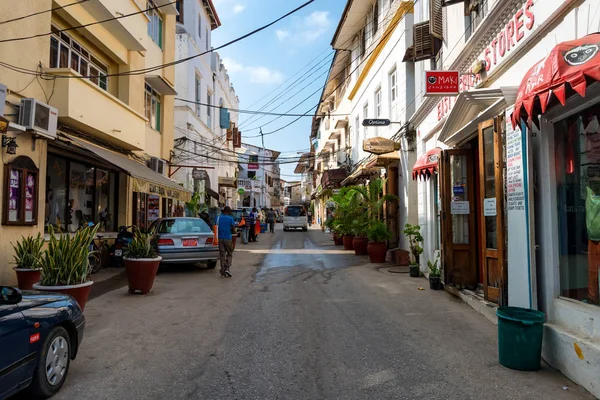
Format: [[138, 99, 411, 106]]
[[237, 143, 281, 209], [172, 0, 240, 208]]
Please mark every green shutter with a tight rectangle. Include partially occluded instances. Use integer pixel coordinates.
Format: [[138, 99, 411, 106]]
[[156, 100, 161, 131], [158, 18, 163, 49]]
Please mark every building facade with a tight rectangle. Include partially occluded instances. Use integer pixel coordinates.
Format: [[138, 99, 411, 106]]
[[0, 0, 186, 285], [237, 143, 281, 209]]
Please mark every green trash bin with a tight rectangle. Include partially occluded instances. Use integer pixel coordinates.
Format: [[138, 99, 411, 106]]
[[496, 306, 546, 371]]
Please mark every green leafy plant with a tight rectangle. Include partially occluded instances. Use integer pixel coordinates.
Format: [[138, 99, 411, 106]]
[[403, 223, 424, 265], [12, 233, 45, 270], [367, 220, 391, 243], [348, 178, 399, 220], [186, 190, 201, 217], [40, 224, 100, 286], [428, 253, 441, 277], [125, 227, 158, 259]]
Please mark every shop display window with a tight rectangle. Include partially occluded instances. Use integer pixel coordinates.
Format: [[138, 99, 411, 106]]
[[555, 102, 600, 306], [3, 156, 39, 225]]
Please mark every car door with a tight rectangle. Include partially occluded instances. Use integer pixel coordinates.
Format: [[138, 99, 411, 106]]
[[0, 302, 30, 398]]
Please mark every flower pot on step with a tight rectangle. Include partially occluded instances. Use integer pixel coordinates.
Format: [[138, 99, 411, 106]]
[[409, 264, 420, 277], [352, 237, 368, 256], [342, 235, 355, 250], [333, 233, 344, 246], [124, 257, 162, 295], [367, 242, 387, 263], [13, 268, 41, 290], [33, 281, 94, 311], [429, 276, 443, 290]]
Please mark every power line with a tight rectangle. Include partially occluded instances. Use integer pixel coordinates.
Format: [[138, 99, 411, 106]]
[[0, 0, 90, 25]]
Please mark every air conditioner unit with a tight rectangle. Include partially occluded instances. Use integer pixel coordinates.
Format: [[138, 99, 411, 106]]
[[19, 98, 58, 140], [149, 157, 167, 175]]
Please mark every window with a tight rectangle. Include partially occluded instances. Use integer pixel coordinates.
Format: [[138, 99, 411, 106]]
[[49, 27, 108, 90], [373, 1, 379, 35], [147, 1, 163, 49], [375, 88, 382, 118], [3, 156, 38, 226], [198, 14, 202, 38], [465, 0, 488, 39], [389, 67, 398, 120], [247, 171, 256, 179], [195, 75, 201, 117], [360, 29, 366, 57], [176, 0, 184, 23], [145, 83, 161, 131], [206, 90, 212, 129], [355, 115, 360, 150], [206, 28, 209, 50]]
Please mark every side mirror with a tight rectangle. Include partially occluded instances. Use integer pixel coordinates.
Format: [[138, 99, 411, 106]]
[[0, 286, 22, 305]]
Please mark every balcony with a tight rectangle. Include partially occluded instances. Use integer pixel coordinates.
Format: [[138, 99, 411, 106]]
[[47, 68, 147, 151]]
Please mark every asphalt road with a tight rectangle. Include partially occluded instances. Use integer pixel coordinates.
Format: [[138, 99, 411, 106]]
[[44, 226, 591, 400]]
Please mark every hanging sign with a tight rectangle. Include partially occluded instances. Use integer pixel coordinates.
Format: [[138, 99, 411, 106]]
[[424, 71, 460, 96], [362, 119, 391, 127], [362, 137, 400, 155]]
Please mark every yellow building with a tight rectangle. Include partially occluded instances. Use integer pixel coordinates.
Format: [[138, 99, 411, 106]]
[[0, 0, 190, 285]]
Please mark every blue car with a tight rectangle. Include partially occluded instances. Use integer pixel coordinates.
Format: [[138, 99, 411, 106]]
[[0, 286, 85, 399]]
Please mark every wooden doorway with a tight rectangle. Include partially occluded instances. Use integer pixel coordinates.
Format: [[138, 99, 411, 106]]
[[440, 149, 478, 288], [478, 119, 506, 304]]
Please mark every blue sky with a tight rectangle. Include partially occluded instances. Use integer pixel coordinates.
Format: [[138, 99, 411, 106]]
[[211, 0, 345, 179]]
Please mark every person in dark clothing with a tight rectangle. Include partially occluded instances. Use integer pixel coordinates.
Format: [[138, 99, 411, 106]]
[[267, 208, 276, 233], [248, 207, 258, 242], [199, 210, 211, 226]]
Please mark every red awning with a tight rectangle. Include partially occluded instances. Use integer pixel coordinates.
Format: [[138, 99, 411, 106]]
[[321, 168, 348, 189], [412, 148, 442, 180], [512, 33, 600, 128]]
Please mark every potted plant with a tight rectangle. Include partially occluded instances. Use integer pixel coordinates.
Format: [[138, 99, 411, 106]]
[[11, 233, 44, 290], [428, 253, 443, 290], [124, 227, 162, 294], [404, 223, 423, 277], [367, 220, 391, 263], [351, 215, 369, 256], [33, 224, 100, 311]]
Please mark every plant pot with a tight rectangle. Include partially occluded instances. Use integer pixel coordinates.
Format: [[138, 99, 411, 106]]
[[13, 267, 41, 290], [333, 234, 344, 246], [342, 235, 355, 250], [409, 264, 420, 277], [429, 276, 443, 290], [33, 281, 93, 311], [352, 237, 368, 256], [367, 242, 387, 263], [124, 257, 162, 295]]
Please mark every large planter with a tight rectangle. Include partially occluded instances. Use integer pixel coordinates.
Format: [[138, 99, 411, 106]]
[[429, 276, 443, 290], [342, 235, 355, 250], [333, 233, 344, 246], [13, 267, 41, 290], [409, 264, 420, 277], [367, 242, 387, 263], [352, 237, 368, 256], [124, 257, 162, 295], [33, 281, 93, 311]]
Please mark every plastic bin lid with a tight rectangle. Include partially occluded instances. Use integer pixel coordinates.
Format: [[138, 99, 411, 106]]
[[496, 306, 545, 325]]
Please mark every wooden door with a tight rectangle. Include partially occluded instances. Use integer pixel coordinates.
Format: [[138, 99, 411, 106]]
[[440, 149, 478, 288], [478, 119, 506, 304]]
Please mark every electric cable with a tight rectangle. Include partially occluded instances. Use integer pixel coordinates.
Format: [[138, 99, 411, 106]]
[[0, 0, 90, 25]]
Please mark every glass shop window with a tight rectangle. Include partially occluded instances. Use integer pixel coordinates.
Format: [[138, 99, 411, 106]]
[[3, 156, 39, 226]]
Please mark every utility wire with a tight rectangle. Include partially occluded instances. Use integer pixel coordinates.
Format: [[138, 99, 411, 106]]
[[0, 0, 90, 25]]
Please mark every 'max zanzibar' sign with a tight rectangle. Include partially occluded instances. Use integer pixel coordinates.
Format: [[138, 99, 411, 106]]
[[362, 118, 391, 127], [362, 137, 400, 155]]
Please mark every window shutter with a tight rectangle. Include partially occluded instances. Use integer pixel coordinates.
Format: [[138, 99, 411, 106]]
[[220, 107, 230, 129], [430, 0, 443, 39], [413, 21, 434, 61]]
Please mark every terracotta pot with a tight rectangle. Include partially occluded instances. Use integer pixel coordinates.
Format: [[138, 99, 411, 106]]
[[342, 235, 355, 250], [367, 242, 387, 263], [333, 234, 344, 246], [124, 257, 162, 295], [33, 281, 93, 311], [352, 237, 368, 256], [13, 268, 41, 290]]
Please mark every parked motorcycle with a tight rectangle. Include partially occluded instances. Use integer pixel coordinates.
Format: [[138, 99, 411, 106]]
[[110, 226, 134, 267]]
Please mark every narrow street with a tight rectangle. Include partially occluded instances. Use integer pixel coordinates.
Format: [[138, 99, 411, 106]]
[[48, 227, 590, 400]]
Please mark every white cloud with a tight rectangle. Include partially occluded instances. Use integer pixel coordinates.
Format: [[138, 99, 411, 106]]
[[276, 29, 290, 41], [233, 4, 245, 14], [276, 10, 332, 45], [222, 57, 284, 85]]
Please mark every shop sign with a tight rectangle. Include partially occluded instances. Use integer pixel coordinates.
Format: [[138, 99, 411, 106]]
[[436, 74, 481, 121], [452, 186, 464, 195], [362, 119, 391, 127], [424, 71, 460, 96], [192, 168, 208, 181], [450, 200, 469, 215], [483, 198, 497, 216], [362, 137, 401, 155]]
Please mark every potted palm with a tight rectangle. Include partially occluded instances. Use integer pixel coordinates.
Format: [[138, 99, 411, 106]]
[[11, 233, 44, 290], [428, 253, 443, 290], [124, 227, 162, 294], [404, 223, 424, 277], [33, 224, 100, 311], [351, 215, 369, 256], [367, 220, 391, 263]]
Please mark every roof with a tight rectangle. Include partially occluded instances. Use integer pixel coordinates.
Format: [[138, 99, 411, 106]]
[[204, 0, 222, 30], [330, 0, 372, 49]]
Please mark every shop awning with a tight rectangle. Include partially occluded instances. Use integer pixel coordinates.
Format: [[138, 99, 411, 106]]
[[145, 76, 177, 96], [438, 87, 518, 146], [218, 176, 237, 188], [412, 148, 442, 180], [512, 33, 600, 128], [341, 164, 380, 186], [321, 168, 348, 189], [64, 134, 192, 202], [365, 151, 400, 168]]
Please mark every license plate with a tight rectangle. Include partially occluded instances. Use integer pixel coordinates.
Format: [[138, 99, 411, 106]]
[[182, 239, 198, 247], [115, 250, 122, 256]]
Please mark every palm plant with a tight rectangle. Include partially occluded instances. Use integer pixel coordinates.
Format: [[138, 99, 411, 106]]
[[348, 178, 398, 221], [125, 227, 157, 259], [12, 233, 45, 270]]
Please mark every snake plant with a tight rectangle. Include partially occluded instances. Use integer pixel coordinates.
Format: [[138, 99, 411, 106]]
[[12, 233, 45, 270]]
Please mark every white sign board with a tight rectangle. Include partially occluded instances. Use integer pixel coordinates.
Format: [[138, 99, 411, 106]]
[[451, 201, 469, 215], [483, 198, 497, 216], [506, 106, 536, 309]]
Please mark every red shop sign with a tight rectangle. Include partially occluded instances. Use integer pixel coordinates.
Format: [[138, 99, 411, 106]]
[[424, 71, 460, 97]]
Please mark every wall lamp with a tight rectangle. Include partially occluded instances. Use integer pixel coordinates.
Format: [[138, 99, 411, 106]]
[[2, 135, 18, 155]]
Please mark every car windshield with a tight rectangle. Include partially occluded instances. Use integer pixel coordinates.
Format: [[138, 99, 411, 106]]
[[285, 206, 305, 217], [156, 219, 211, 234], [230, 210, 243, 222]]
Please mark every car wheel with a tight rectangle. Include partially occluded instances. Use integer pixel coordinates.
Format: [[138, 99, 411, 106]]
[[28, 326, 71, 398], [302, 227, 308, 232], [207, 260, 217, 269]]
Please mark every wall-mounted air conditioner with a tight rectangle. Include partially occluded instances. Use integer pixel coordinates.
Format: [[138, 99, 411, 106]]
[[148, 157, 167, 175], [19, 98, 58, 140]]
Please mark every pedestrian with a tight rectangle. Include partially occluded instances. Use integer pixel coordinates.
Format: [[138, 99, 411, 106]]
[[248, 207, 258, 242], [217, 206, 236, 278], [307, 209, 312, 227], [239, 213, 249, 244], [199, 210, 211, 226], [267, 208, 276, 233]]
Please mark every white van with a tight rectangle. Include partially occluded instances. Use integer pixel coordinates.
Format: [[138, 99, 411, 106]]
[[283, 205, 308, 232]]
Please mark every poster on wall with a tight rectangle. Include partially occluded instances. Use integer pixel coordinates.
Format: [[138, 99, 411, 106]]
[[506, 106, 536, 309], [148, 195, 160, 222], [25, 173, 35, 222], [9, 169, 20, 222]]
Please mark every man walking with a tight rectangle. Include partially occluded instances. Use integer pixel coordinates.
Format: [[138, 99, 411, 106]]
[[217, 206, 236, 278], [248, 207, 258, 242], [307, 209, 312, 227], [267, 208, 276, 233]]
